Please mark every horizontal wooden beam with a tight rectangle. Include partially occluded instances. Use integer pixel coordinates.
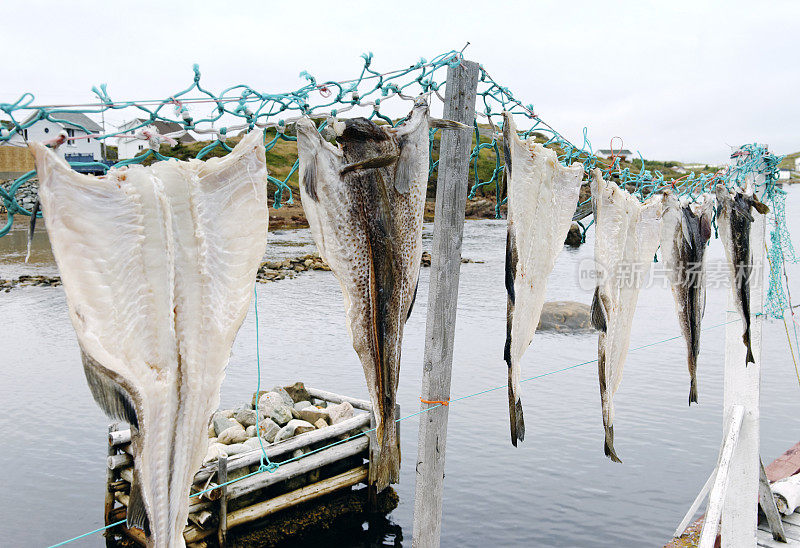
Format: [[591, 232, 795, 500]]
[[194, 413, 370, 483], [226, 465, 368, 529], [227, 437, 368, 500], [306, 387, 372, 411]]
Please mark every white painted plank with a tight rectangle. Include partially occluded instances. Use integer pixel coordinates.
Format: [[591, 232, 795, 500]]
[[782, 512, 800, 527], [675, 468, 718, 537], [699, 405, 745, 548], [759, 459, 787, 542]]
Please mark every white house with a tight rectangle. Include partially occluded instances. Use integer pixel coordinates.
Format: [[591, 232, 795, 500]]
[[17, 112, 103, 166], [596, 148, 633, 161], [795, 157, 800, 172], [116, 119, 196, 160], [778, 169, 792, 180]]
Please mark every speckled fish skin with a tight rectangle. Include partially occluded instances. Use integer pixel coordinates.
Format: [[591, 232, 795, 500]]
[[29, 130, 268, 548], [714, 183, 769, 366], [295, 101, 435, 492], [501, 112, 583, 447], [660, 192, 713, 404], [590, 169, 663, 462]]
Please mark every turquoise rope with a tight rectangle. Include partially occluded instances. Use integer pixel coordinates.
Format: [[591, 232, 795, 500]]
[[252, 284, 278, 474], [45, 316, 740, 547]]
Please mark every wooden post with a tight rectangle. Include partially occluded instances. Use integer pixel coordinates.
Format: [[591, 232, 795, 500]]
[[412, 58, 479, 548], [758, 459, 786, 542], [217, 455, 228, 548], [720, 145, 767, 547]]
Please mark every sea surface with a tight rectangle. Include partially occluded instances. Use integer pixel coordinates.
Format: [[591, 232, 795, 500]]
[[2, 187, 800, 547]]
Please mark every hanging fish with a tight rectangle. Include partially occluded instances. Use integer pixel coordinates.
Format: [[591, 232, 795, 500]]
[[590, 169, 663, 462], [714, 183, 769, 365], [29, 130, 268, 548], [501, 112, 583, 446], [295, 100, 462, 492], [660, 192, 714, 404]]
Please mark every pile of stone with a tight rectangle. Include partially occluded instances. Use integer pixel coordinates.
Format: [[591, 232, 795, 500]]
[[255, 253, 331, 283], [204, 382, 356, 463], [419, 251, 483, 268], [1, 274, 62, 292], [0, 180, 38, 215]]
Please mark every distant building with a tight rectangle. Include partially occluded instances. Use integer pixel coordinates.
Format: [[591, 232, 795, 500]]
[[0, 112, 104, 177], [597, 149, 632, 161], [116, 119, 196, 160], [778, 169, 792, 180], [795, 157, 800, 172]]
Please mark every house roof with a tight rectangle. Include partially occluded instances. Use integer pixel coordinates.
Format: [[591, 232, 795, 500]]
[[21, 111, 102, 133], [119, 118, 195, 143], [597, 149, 633, 155]]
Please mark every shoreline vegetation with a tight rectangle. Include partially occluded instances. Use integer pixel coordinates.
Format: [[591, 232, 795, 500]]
[[2, 120, 727, 230]]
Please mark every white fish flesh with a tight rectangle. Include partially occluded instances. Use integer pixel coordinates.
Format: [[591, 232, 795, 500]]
[[714, 183, 769, 365], [30, 129, 268, 547], [501, 112, 583, 446], [590, 169, 662, 462], [295, 100, 460, 492], [660, 192, 713, 404]]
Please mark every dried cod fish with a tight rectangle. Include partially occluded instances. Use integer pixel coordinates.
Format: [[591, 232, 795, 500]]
[[590, 170, 662, 462], [660, 192, 713, 404], [501, 112, 583, 446], [714, 183, 769, 365], [30, 129, 268, 547], [295, 100, 461, 492]]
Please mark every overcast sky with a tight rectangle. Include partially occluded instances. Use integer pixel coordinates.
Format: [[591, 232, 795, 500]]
[[2, 0, 797, 164]]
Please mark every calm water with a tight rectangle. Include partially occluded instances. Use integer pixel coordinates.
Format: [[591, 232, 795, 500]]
[[2, 188, 800, 547]]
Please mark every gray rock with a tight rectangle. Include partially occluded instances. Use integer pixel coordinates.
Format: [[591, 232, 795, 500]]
[[245, 425, 256, 437], [217, 425, 249, 445], [284, 382, 311, 404], [313, 418, 328, 430], [564, 223, 583, 247], [258, 392, 293, 425], [224, 443, 249, 456], [257, 418, 281, 443], [213, 412, 237, 437], [326, 401, 354, 425], [243, 437, 263, 450], [270, 386, 294, 406], [537, 301, 593, 333], [220, 409, 235, 419], [311, 398, 327, 408], [234, 408, 260, 428], [294, 401, 312, 411], [251, 390, 268, 408], [274, 419, 316, 443], [299, 407, 329, 425]]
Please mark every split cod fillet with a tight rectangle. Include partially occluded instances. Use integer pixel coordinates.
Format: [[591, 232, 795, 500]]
[[295, 100, 460, 492], [30, 129, 268, 547], [501, 112, 583, 446], [590, 169, 662, 462]]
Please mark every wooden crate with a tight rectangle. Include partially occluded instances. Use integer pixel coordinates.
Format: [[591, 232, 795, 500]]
[[103, 387, 395, 547]]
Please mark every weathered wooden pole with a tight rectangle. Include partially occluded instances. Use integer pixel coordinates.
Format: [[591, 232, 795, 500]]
[[720, 145, 767, 547], [218, 455, 228, 548], [412, 58, 479, 548]]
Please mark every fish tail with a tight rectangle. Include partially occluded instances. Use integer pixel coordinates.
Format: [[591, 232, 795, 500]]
[[688, 353, 698, 405], [603, 425, 622, 463], [743, 329, 755, 365], [370, 409, 400, 493], [507, 368, 525, 446]]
